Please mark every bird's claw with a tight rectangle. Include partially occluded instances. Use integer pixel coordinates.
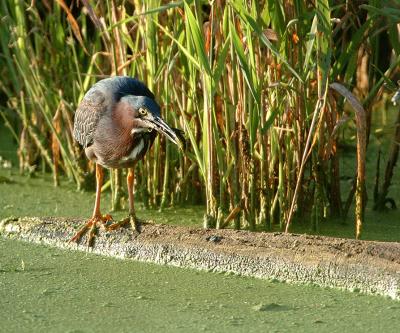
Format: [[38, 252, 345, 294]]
[[106, 214, 142, 233], [131, 215, 142, 233], [69, 214, 113, 246]]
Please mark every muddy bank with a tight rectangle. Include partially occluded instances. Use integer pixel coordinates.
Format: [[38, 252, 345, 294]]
[[1, 216, 399, 300]]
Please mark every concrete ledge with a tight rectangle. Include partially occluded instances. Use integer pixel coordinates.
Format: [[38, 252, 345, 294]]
[[1, 216, 399, 300]]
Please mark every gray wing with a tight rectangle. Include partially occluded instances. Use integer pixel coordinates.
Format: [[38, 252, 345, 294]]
[[73, 88, 107, 148]]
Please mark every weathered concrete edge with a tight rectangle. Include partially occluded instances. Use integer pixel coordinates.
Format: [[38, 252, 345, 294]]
[[1, 218, 399, 301]]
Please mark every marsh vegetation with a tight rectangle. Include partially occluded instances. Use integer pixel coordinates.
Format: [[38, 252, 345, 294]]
[[1, 0, 400, 240]]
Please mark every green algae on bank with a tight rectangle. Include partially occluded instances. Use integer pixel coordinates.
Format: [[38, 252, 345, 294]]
[[1, 237, 400, 333]]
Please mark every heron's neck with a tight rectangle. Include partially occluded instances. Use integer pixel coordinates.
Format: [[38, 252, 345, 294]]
[[110, 107, 134, 137]]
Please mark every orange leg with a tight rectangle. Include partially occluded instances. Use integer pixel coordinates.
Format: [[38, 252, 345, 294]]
[[107, 167, 141, 232], [127, 167, 135, 217], [70, 164, 113, 246]]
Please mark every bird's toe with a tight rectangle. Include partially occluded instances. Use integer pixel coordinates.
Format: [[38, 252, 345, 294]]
[[69, 214, 112, 246], [105, 214, 143, 234], [129, 214, 142, 233]]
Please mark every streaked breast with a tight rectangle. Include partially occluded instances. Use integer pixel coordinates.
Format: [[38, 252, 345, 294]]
[[120, 138, 145, 164]]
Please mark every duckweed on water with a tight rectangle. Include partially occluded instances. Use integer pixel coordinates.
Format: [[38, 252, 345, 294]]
[[0, 168, 204, 227]]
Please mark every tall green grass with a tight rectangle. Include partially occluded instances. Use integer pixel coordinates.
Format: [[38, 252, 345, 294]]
[[1, 0, 399, 238]]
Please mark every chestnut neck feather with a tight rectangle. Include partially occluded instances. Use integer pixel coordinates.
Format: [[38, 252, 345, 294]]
[[94, 102, 135, 163]]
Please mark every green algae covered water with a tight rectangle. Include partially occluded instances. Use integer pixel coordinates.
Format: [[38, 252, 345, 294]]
[[1, 237, 399, 333]]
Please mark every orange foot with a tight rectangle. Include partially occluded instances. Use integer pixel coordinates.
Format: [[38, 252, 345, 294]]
[[69, 214, 113, 247], [106, 214, 142, 233]]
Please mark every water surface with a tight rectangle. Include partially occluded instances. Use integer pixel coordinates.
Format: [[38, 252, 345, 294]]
[[1, 238, 399, 333]]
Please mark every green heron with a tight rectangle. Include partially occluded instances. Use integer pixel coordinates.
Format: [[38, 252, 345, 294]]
[[70, 76, 184, 245]]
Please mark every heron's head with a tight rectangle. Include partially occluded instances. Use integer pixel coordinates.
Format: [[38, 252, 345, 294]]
[[120, 95, 183, 149]]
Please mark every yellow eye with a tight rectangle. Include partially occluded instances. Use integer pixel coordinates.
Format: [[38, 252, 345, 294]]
[[138, 108, 147, 116]]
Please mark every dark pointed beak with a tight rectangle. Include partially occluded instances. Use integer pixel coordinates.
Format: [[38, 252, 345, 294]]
[[148, 116, 185, 150]]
